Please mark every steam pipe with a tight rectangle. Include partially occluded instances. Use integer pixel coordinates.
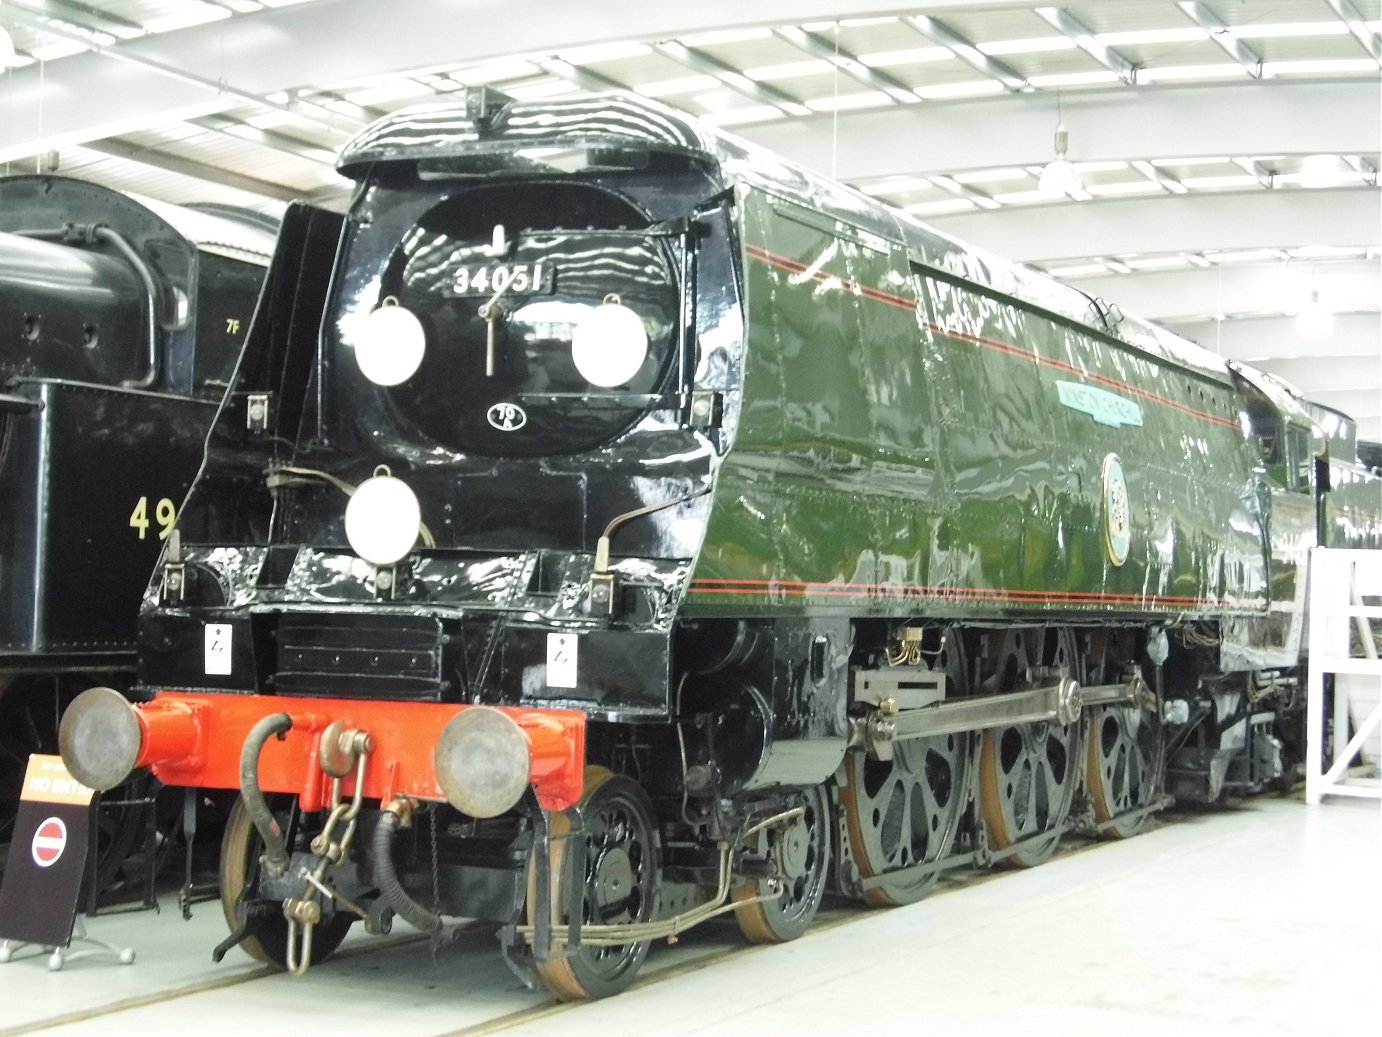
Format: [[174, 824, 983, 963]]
[[16, 223, 162, 389], [93, 226, 162, 390], [372, 806, 443, 934], [240, 712, 294, 878]]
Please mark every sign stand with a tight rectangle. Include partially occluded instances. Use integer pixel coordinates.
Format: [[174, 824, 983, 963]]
[[0, 915, 135, 971], [0, 756, 136, 970]]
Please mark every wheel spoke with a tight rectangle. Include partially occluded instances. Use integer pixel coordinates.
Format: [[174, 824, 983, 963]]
[[1087, 700, 1165, 838], [734, 784, 830, 941], [840, 732, 968, 906], [530, 768, 660, 1001]]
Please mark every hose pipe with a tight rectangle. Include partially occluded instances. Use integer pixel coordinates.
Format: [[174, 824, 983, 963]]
[[240, 712, 293, 878], [372, 807, 442, 935]]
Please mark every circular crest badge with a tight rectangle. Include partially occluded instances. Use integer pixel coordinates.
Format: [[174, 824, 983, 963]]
[[1101, 453, 1131, 567], [486, 401, 527, 432]]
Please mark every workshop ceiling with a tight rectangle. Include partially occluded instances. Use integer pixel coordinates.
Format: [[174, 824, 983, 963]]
[[1, 0, 1378, 437]]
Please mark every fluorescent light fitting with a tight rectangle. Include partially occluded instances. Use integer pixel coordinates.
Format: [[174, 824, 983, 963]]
[[745, 59, 833, 82], [804, 92, 891, 113], [1288, 245, 1365, 259], [978, 36, 1075, 56], [1124, 256, 1191, 270], [1047, 263, 1111, 278], [344, 80, 436, 106], [1027, 71, 1121, 88], [989, 190, 1052, 205], [858, 46, 954, 67], [143, 4, 233, 33], [1263, 58, 1379, 76], [915, 80, 1006, 99], [635, 74, 721, 97], [1230, 22, 1347, 38], [699, 105, 783, 127], [1140, 63, 1247, 82], [557, 41, 650, 65], [1094, 27, 1207, 47], [952, 167, 1031, 184], [678, 28, 772, 47], [1178, 174, 1266, 189], [451, 60, 541, 86], [1085, 181, 1166, 196], [1151, 156, 1231, 167], [1206, 249, 1280, 264], [905, 198, 978, 216], [860, 177, 934, 195]]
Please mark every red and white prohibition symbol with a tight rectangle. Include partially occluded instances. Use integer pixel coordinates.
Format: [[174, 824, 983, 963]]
[[31, 816, 67, 868]]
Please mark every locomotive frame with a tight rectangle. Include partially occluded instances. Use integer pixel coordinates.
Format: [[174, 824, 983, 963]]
[[57, 92, 1382, 998]]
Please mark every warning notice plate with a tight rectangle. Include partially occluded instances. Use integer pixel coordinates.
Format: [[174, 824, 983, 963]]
[[205, 623, 233, 675], [0, 756, 93, 947], [546, 633, 579, 689]]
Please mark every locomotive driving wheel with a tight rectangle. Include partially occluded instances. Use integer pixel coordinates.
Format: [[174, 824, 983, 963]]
[[732, 783, 830, 942], [840, 734, 969, 906], [839, 626, 970, 906], [1085, 696, 1164, 838], [219, 795, 352, 968], [977, 629, 1081, 868], [529, 766, 660, 1001]]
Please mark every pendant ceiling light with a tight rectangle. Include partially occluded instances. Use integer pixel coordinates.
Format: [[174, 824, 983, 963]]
[[1038, 91, 1084, 199], [1296, 288, 1335, 336]]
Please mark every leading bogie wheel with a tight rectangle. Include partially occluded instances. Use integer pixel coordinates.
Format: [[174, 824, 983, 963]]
[[529, 766, 661, 1001], [219, 795, 353, 968], [733, 783, 831, 943]]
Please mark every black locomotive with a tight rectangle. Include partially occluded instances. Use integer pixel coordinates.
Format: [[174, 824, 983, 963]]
[[0, 175, 275, 875], [57, 93, 1382, 998]]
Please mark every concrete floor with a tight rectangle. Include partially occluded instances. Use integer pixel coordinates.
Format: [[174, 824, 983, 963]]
[[0, 794, 1377, 1036]]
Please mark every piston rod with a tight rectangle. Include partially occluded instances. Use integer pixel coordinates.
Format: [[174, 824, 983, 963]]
[[853, 676, 1150, 759]]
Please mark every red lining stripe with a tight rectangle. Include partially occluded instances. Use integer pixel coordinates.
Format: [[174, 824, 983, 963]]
[[689, 577, 1239, 609], [744, 243, 1240, 431]]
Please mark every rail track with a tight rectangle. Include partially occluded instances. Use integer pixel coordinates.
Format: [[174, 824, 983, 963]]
[[0, 814, 1142, 1037]]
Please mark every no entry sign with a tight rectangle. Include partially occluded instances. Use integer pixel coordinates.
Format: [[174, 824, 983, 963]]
[[0, 756, 93, 948], [31, 817, 68, 868]]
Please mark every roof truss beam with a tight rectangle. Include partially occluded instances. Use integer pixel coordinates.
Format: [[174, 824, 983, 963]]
[[904, 14, 1028, 90], [924, 190, 1378, 264], [772, 25, 919, 106], [1177, 2, 1263, 77], [1060, 260, 1380, 323], [535, 57, 627, 95], [737, 81, 1381, 182], [0, 1, 355, 135], [82, 138, 303, 202], [1131, 160, 1188, 194], [1324, 0, 1382, 66], [653, 41, 810, 116], [1033, 7, 1138, 85], [189, 115, 339, 167]]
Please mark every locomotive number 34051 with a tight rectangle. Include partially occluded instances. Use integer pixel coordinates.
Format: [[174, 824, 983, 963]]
[[447, 261, 553, 297]]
